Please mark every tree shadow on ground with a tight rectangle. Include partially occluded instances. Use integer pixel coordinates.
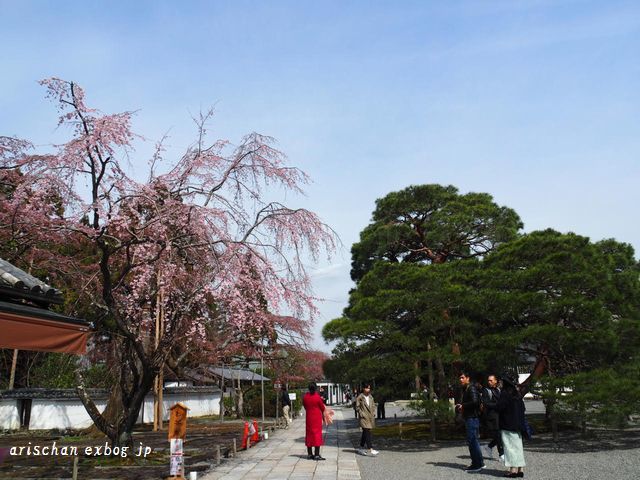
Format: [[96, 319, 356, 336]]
[[341, 416, 640, 455], [524, 429, 640, 454]]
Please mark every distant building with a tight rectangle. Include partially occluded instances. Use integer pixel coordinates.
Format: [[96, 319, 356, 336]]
[[316, 381, 348, 405]]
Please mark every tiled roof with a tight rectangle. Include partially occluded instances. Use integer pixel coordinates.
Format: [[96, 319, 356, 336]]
[[0, 388, 109, 400], [0, 386, 220, 399], [0, 257, 63, 305], [0, 300, 92, 328], [182, 368, 219, 384], [207, 366, 270, 382]]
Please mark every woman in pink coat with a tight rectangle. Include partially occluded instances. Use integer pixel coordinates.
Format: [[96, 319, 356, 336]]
[[302, 382, 326, 460]]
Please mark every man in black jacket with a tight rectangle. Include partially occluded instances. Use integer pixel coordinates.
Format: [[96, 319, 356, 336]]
[[456, 371, 485, 472], [482, 374, 504, 461]]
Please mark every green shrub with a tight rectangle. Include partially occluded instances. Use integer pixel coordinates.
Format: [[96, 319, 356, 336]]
[[408, 397, 455, 421], [28, 353, 77, 388], [244, 385, 278, 417]]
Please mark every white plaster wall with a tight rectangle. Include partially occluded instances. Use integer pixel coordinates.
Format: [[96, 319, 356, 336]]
[[28, 399, 107, 430], [0, 400, 20, 430], [139, 395, 156, 424], [169, 391, 221, 418], [139, 391, 221, 423], [2, 391, 221, 430]]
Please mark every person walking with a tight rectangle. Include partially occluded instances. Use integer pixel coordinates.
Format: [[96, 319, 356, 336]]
[[352, 389, 359, 418], [281, 386, 292, 428], [482, 374, 504, 462], [319, 386, 329, 404], [356, 384, 379, 456], [302, 382, 326, 460], [455, 371, 485, 473], [497, 375, 526, 478]]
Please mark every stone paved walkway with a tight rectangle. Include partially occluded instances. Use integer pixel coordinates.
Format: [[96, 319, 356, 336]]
[[200, 407, 361, 480]]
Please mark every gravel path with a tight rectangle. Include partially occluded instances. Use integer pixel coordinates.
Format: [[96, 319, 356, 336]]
[[347, 409, 640, 480]]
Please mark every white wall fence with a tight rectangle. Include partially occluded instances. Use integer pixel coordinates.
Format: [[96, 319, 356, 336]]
[[316, 382, 348, 406], [0, 386, 221, 431], [0, 401, 21, 430]]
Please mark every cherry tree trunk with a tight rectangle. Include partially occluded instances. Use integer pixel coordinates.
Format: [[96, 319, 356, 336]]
[[78, 338, 158, 448]]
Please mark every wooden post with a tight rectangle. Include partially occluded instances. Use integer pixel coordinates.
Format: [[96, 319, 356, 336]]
[[232, 438, 237, 457], [72, 456, 78, 480], [275, 382, 280, 425], [167, 403, 189, 480], [158, 364, 164, 430], [219, 363, 225, 424], [8, 349, 18, 390], [154, 281, 164, 431], [399, 422, 403, 439], [153, 376, 159, 431], [260, 342, 265, 424], [215, 445, 221, 465]]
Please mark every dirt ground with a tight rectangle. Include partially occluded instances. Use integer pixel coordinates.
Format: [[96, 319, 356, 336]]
[[0, 417, 270, 480]]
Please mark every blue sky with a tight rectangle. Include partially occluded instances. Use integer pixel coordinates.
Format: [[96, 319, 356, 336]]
[[1, 0, 639, 351]]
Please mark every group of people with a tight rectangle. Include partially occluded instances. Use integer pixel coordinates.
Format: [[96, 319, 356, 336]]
[[288, 373, 527, 477], [300, 382, 379, 460], [456, 371, 527, 477]]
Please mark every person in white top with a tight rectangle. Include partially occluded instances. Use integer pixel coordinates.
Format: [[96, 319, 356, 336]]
[[356, 384, 379, 456]]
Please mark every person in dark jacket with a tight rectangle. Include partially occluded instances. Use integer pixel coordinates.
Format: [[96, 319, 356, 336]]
[[319, 386, 328, 403], [352, 389, 359, 418], [455, 371, 485, 472], [497, 376, 526, 478], [482, 374, 504, 461]]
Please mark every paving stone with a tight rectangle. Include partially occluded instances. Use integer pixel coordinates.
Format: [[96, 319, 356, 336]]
[[200, 407, 361, 480]]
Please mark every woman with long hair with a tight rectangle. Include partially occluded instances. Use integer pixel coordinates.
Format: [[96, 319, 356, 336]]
[[497, 376, 526, 478]]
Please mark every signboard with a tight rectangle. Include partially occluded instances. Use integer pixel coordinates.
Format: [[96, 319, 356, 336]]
[[169, 454, 184, 477], [170, 439, 184, 455], [168, 403, 188, 440], [168, 403, 189, 479], [288, 393, 296, 401]]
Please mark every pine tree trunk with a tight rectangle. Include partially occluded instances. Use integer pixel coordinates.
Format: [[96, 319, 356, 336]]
[[520, 347, 549, 396], [546, 398, 559, 443], [428, 357, 436, 442], [435, 357, 447, 400]]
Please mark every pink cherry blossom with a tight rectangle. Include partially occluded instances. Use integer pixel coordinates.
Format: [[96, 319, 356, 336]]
[[0, 79, 337, 446]]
